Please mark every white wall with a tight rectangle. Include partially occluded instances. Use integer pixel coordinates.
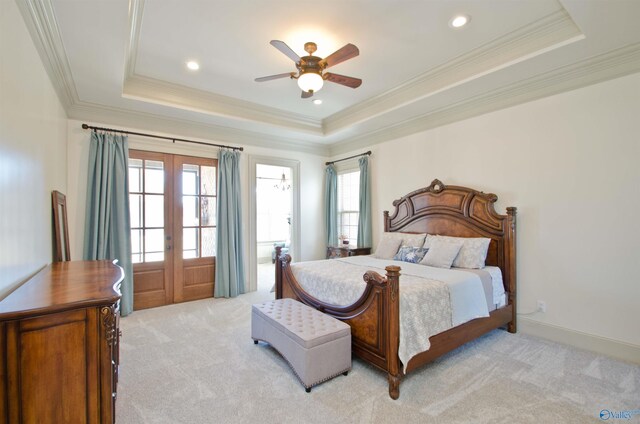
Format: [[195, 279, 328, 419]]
[[66, 119, 326, 271], [0, 0, 68, 299], [333, 72, 640, 348]]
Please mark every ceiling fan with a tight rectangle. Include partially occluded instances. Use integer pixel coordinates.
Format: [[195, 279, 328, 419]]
[[255, 40, 362, 98]]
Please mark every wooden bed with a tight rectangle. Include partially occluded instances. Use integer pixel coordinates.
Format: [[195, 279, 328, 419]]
[[275, 179, 516, 399]]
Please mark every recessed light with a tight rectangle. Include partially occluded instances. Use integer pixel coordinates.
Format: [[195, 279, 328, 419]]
[[186, 61, 200, 71], [449, 14, 471, 29], [313, 99, 323, 105]]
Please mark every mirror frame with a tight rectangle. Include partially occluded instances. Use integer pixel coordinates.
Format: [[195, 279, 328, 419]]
[[52, 190, 71, 262]]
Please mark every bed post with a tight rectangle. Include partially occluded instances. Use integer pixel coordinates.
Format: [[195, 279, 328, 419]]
[[275, 246, 282, 299], [506, 207, 517, 333], [385, 265, 402, 400]]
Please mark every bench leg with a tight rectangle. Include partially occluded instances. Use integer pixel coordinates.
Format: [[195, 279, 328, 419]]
[[343, 371, 349, 376], [253, 340, 258, 344], [305, 387, 311, 393]]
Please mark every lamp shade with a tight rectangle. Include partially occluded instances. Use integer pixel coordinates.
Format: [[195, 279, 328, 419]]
[[297, 72, 324, 93]]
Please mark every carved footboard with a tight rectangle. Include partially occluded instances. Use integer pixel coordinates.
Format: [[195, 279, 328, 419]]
[[275, 247, 403, 399]]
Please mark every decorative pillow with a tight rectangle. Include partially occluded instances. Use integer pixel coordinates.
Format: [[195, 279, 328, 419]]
[[420, 237, 463, 268], [422, 234, 436, 249], [373, 234, 402, 259], [399, 233, 427, 248], [424, 235, 490, 269], [382, 232, 426, 247], [374, 232, 426, 258], [393, 246, 429, 264]]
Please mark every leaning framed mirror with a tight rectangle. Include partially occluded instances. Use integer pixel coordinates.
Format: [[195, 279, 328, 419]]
[[52, 190, 71, 262]]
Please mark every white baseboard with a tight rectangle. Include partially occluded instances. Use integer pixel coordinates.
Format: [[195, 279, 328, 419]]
[[518, 317, 640, 365]]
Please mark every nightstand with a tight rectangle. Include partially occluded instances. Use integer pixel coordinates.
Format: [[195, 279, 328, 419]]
[[326, 245, 371, 259]]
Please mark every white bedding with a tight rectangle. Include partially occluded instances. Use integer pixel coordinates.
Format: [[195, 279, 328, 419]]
[[484, 266, 505, 306], [290, 256, 492, 370]]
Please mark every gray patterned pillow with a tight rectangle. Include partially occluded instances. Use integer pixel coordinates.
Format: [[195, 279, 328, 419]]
[[393, 246, 429, 264], [423, 234, 491, 269], [373, 234, 402, 259], [381, 232, 426, 247], [374, 232, 426, 258], [420, 237, 463, 268], [399, 233, 427, 248]]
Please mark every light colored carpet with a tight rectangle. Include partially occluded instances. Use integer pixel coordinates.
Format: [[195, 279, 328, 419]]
[[116, 290, 639, 424]]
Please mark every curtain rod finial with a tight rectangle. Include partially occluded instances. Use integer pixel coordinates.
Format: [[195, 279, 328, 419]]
[[82, 124, 89, 129]]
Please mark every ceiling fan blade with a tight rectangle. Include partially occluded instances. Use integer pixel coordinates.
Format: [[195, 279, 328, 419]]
[[270, 40, 300, 63], [254, 72, 294, 82], [301, 90, 314, 99], [325, 73, 362, 88], [320, 44, 359, 68]]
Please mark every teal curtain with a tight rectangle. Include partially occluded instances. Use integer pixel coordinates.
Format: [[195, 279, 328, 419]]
[[215, 150, 246, 298], [325, 164, 338, 246], [357, 156, 372, 248], [83, 131, 134, 316]]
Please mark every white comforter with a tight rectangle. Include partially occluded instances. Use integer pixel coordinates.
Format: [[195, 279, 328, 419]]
[[290, 256, 489, 370]]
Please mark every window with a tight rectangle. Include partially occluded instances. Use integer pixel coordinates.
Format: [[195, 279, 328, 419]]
[[337, 170, 360, 244]]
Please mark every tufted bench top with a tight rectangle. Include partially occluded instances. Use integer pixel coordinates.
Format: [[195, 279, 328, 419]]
[[252, 299, 350, 349]]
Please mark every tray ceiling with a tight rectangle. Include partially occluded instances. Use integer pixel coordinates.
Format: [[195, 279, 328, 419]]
[[18, 0, 640, 155]]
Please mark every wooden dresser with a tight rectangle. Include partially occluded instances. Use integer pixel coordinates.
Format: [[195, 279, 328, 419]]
[[0, 260, 123, 424]]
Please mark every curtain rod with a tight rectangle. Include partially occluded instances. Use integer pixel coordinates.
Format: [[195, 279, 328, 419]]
[[325, 150, 371, 166], [81, 124, 244, 151]]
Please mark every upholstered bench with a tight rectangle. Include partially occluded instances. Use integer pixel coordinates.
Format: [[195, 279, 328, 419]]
[[251, 298, 351, 392]]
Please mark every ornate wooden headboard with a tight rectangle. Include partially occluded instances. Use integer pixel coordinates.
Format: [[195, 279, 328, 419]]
[[384, 179, 516, 298]]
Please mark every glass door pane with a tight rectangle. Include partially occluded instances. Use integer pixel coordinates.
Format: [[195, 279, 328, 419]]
[[181, 163, 216, 259], [128, 157, 165, 263]]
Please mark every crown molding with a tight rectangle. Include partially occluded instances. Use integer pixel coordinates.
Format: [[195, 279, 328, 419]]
[[323, 9, 583, 136], [67, 100, 329, 156], [15, 0, 79, 110], [124, 0, 144, 80], [330, 42, 640, 156], [122, 75, 323, 134]]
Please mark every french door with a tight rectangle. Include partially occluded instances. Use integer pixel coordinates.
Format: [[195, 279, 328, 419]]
[[129, 150, 217, 310]]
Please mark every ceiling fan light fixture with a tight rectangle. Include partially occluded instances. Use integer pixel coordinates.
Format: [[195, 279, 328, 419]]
[[256, 40, 360, 97], [297, 72, 324, 93]]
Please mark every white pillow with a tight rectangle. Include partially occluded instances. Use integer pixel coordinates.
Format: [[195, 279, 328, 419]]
[[374, 234, 403, 259], [420, 237, 463, 268], [423, 234, 491, 269], [401, 233, 427, 248], [380, 232, 426, 247], [374, 232, 426, 258]]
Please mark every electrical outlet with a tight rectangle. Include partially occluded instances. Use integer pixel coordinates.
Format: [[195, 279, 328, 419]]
[[537, 300, 547, 313]]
